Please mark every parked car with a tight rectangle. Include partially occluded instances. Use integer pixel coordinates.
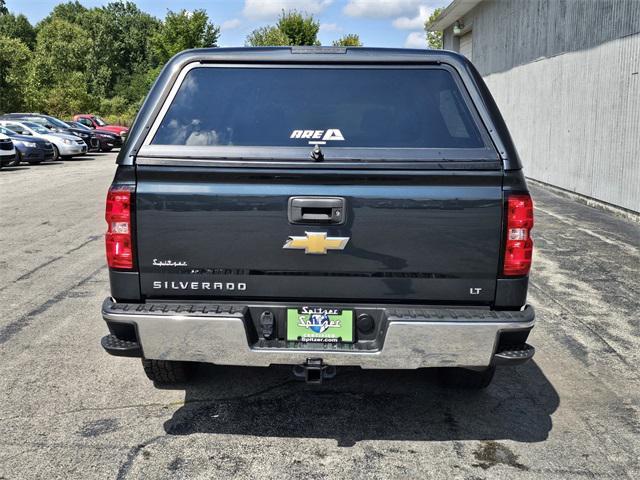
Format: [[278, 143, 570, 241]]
[[0, 133, 17, 169], [100, 47, 535, 389], [73, 114, 129, 139], [0, 126, 55, 165], [0, 113, 100, 152], [0, 121, 87, 160], [66, 121, 122, 151]]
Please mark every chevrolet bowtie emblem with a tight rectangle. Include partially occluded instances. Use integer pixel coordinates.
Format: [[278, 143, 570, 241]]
[[283, 232, 349, 255]]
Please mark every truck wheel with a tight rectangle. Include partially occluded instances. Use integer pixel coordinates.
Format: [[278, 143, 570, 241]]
[[438, 366, 496, 389], [141, 358, 192, 384]]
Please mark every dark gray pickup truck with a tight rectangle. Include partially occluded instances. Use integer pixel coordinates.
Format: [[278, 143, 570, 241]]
[[101, 47, 535, 388]]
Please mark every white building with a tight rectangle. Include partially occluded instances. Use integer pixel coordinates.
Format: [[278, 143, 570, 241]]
[[431, 0, 640, 214]]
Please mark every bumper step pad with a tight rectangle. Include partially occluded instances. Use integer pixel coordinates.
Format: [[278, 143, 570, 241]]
[[101, 334, 142, 357], [493, 343, 535, 365]]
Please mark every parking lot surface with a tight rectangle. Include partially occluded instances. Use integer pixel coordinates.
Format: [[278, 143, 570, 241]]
[[0, 153, 638, 479]]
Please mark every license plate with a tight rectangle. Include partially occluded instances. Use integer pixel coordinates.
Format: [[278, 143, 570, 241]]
[[286, 307, 354, 343]]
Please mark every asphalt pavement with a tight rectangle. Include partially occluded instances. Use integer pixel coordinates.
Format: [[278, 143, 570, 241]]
[[0, 153, 638, 479]]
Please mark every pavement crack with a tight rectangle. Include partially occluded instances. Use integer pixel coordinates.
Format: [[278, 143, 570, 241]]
[[535, 207, 639, 256], [0, 235, 102, 293], [529, 280, 633, 370], [115, 435, 165, 480], [65, 235, 102, 255], [0, 264, 106, 345], [11, 256, 64, 283], [0, 379, 297, 422], [112, 380, 296, 480]]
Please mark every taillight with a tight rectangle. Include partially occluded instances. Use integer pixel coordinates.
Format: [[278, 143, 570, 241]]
[[503, 193, 534, 276], [105, 187, 133, 269]]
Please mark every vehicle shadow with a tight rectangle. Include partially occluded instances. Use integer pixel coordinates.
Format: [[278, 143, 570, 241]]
[[66, 156, 98, 161], [0, 166, 30, 172], [163, 361, 558, 446], [31, 161, 64, 166]]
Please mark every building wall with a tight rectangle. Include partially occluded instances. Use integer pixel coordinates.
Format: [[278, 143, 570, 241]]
[[443, 0, 640, 212]]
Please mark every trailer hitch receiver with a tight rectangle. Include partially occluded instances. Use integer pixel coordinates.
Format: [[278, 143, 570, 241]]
[[292, 358, 336, 384]]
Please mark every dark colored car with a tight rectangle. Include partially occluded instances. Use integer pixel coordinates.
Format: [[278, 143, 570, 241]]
[[0, 113, 100, 151], [66, 121, 122, 151], [0, 126, 55, 165], [101, 47, 535, 389]]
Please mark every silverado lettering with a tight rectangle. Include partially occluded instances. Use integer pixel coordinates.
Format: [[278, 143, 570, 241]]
[[101, 47, 535, 389], [152, 281, 247, 291]]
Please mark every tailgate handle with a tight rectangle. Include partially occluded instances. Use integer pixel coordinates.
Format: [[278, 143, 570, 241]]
[[288, 197, 345, 224]]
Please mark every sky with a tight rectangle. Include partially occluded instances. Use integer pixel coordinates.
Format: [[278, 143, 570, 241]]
[[7, 0, 450, 48]]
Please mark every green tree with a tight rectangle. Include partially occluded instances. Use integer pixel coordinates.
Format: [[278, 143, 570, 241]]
[[0, 35, 31, 112], [39, 1, 89, 26], [332, 34, 362, 47], [246, 10, 320, 47], [277, 10, 320, 46], [245, 26, 290, 46], [88, 2, 160, 100], [0, 1, 224, 121], [425, 8, 443, 49], [42, 71, 94, 116], [0, 13, 36, 49], [151, 9, 219, 64], [25, 19, 93, 114], [31, 19, 91, 84]]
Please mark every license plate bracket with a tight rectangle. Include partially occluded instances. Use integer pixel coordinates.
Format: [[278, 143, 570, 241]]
[[286, 307, 354, 343]]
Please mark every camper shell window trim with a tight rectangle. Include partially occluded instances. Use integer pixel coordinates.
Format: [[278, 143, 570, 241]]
[[138, 62, 499, 164]]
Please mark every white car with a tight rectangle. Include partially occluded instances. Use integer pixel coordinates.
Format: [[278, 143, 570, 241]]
[[0, 133, 17, 169], [0, 120, 87, 160]]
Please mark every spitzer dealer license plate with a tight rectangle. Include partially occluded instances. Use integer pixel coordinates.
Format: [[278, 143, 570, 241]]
[[286, 307, 354, 343]]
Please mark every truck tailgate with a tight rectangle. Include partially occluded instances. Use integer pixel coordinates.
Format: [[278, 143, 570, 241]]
[[135, 166, 503, 304]]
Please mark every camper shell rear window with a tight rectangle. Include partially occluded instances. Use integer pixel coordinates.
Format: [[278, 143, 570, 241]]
[[146, 65, 495, 160]]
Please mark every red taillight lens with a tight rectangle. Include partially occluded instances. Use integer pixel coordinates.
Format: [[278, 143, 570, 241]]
[[105, 188, 133, 269], [503, 193, 534, 276]]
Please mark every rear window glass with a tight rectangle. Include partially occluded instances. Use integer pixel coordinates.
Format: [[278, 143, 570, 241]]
[[151, 67, 485, 149]]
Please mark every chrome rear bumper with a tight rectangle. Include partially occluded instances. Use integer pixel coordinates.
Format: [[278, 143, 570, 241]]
[[102, 298, 534, 369]]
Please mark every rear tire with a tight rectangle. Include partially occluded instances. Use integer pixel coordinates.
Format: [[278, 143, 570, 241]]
[[9, 153, 21, 167], [142, 358, 192, 384], [52, 145, 60, 161], [438, 366, 496, 389]]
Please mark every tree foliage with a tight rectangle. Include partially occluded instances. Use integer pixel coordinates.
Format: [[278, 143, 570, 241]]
[[0, 1, 219, 120], [151, 9, 220, 64], [425, 8, 443, 49], [0, 12, 36, 49], [276, 10, 320, 46], [0, 2, 370, 121], [246, 10, 321, 47], [332, 34, 362, 47], [0, 35, 31, 112], [245, 10, 363, 48], [245, 26, 290, 46]]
